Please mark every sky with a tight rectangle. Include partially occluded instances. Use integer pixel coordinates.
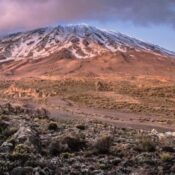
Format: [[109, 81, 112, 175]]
[[0, 0, 175, 51]]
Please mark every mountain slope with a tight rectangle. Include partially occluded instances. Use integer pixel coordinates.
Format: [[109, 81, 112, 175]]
[[0, 24, 175, 78], [0, 24, 175, 63]]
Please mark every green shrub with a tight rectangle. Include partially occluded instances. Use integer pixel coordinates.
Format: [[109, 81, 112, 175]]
[[160, 153, 173, 162], [61, 152, 74, 159], [11, 144, 32, 163], [14, 144, 31, 155]]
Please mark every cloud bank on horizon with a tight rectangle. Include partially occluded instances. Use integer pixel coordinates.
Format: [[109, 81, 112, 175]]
[[0, 0, 175, 33]]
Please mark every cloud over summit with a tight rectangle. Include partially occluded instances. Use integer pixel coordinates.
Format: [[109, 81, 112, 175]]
[[0, 0, 175, 33]]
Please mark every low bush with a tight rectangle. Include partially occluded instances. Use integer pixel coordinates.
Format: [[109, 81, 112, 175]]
[[48, 122, 58, 131], [63, 135, 87, 152], [137, 136, 156, 152], [160, 152, 173, 162], [14, 144, 31, 155], [94, 135, 113, 154], [48, 139, 65, 156]]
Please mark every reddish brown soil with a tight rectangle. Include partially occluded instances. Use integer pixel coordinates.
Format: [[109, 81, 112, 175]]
[[0, 51, 175, 80]]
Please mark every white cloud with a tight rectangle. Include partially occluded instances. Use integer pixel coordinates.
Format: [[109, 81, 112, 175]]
[[0, 0, 175, 33]]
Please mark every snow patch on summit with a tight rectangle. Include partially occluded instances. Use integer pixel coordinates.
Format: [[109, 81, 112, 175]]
[[0, 24, 174, 62]]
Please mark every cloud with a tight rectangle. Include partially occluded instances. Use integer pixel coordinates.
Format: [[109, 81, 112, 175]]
[[0, 0, 175, 33]]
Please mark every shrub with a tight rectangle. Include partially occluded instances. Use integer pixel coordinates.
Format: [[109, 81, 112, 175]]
[[95, 81, 111, 91], [76, 124, 86, 130], [0, 121, 9, 134], [94, 135, 113, 154], [0, 115, 9, 121], [0, 161, 12, 173], [95, 81, 104, 91], [48, 139, 65, 156], [11, 167, 33, 175], [48, 122, 58, 131], [14, 144, 31, 155], [3, 127, 18, 138], [138, 137, 156, 152], [63, 135, 86, 152], [61, 152, 73, 159], [160, 153, 173, 162], [162, 146, 174, 153], [11, 144, 32, 163]]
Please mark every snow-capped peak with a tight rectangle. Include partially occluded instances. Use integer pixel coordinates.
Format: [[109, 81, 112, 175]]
[[0, 24, 174, 63]]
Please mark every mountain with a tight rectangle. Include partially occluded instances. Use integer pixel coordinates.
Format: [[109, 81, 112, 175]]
[[0, 24, 175, 62], [0, 24, 175, 78]]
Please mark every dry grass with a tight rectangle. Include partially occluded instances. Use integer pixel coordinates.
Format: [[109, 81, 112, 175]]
[[0, 76, 175, 119]]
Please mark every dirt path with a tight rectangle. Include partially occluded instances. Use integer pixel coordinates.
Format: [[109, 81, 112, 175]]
[[49, 108, 175, 132], [45, 97, 175, 132], [1, 96, 174, 132]]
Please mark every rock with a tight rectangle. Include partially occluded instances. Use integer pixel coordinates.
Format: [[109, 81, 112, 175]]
[[0, 120, 9, 133], [171, 165, 175, 172], [11, 122, 41, 152], [0, 142, 13, 153], [81, 168, 89, 173], [11, 166, 33, 175], [2, 103, 14, 115], [67, 158, 76, 164], [33, 167, 53, 175], [135, 153, 158, 166], [110, 157, 122, 165], [70, 169, 80, 175], [92, 170, 104, 175], [34, 108, 49, 119], [131, 168, 157, 175], [76, 124, 86, 130], [151, 129, 158, 135], [0, 103, 49, 119], [162, 146, 175, 153], [49, 134, 86, 155], [165, 132, 175, 137]]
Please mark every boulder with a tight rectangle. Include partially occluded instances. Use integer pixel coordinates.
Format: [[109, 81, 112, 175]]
[[11, 122, 41, 152]]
